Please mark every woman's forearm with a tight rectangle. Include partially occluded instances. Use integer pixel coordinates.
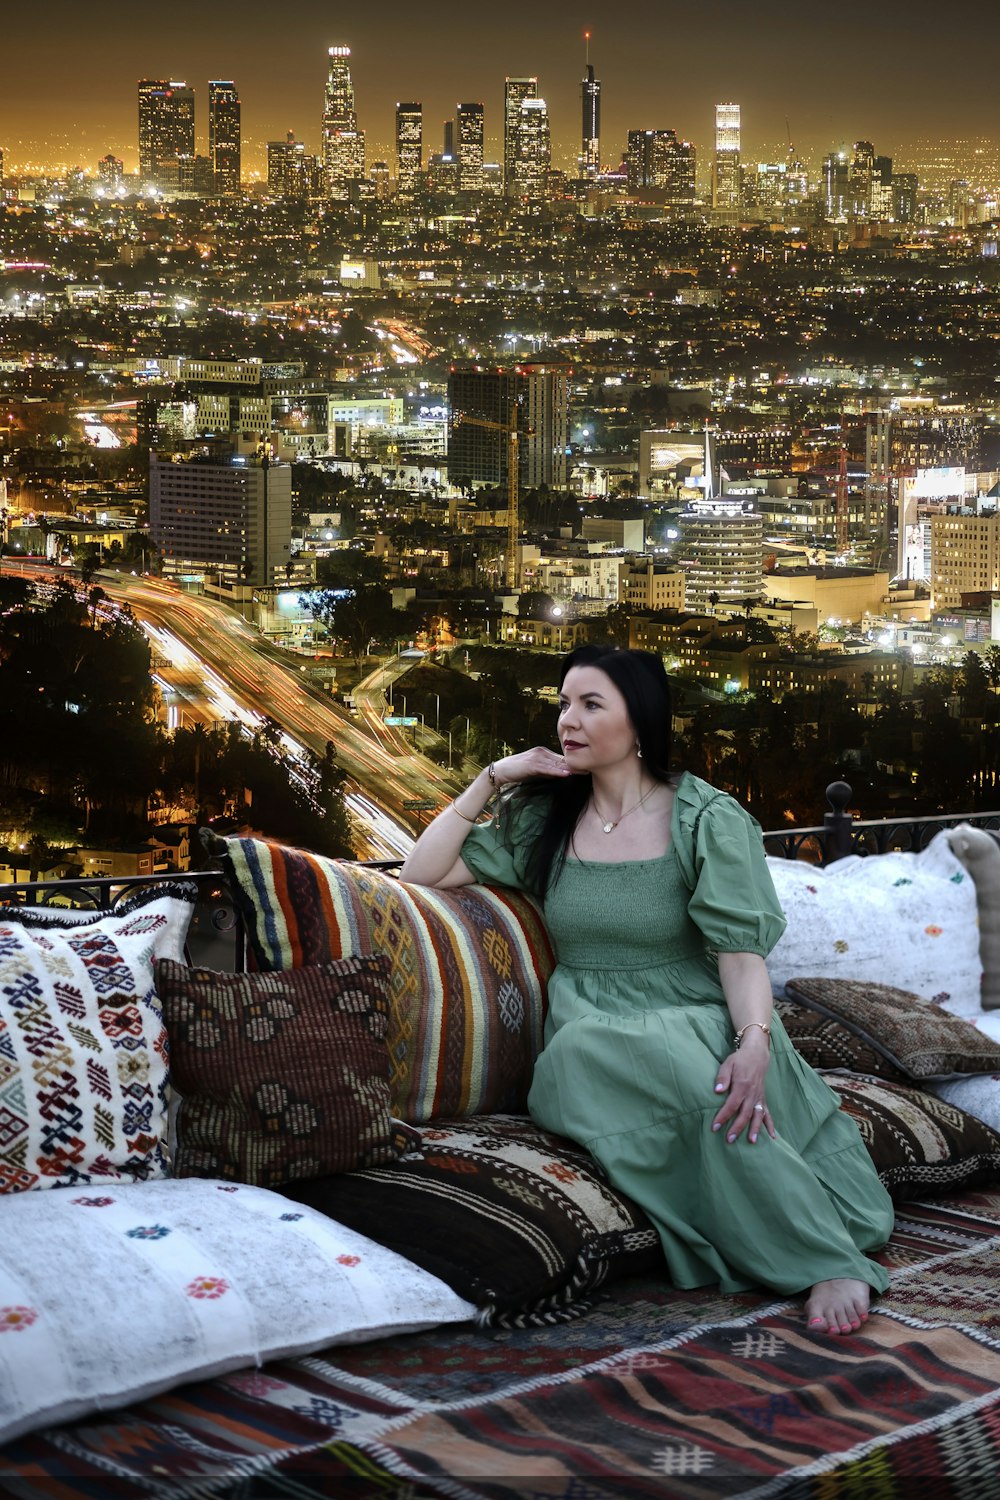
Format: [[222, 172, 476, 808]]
[[716, 952, 774, 1042], [398, 767, 495, 886]]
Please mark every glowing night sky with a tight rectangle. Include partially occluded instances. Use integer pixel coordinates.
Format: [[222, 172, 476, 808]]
[[2, 0, 998, 176]]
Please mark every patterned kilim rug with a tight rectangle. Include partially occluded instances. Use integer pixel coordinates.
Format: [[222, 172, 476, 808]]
[[5, 1194, 1000, 1499]]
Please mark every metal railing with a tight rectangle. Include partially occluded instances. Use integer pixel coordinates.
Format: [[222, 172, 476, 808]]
[[3, 787, 999, 970]]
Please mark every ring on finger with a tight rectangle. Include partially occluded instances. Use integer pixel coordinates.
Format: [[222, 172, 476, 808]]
[[753, 1103, 765, 1112]]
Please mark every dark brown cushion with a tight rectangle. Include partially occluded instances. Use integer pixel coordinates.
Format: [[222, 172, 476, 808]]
[[786, 976, 1000, 1081], [156, 956, 402, 1187], [821, 1071, 1000, 1201], [282, 1115, 663, 1328], [775, 997, 910, 1082]]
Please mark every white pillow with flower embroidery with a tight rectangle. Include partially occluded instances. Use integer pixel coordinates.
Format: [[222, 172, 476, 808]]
[[0, 1177, 474, 1443], [765, 829, 982, 1016]]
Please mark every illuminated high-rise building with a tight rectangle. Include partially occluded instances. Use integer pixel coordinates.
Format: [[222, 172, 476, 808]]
[[504, 77, 536, 193], [448, 363, 569, 492], [580, 34, 600, 180], [626, 129, 695, 202], [208, 81, 241, 195], [98, 154, 124, 190], [823, 149, 850, 218], [456, 103, 485, 192], [511, 96, 550, 202], [267, 132, 319, 198], [138, 80, 195, 189], [712, 101, 741, 211], [395, 102, 422, 192], [322, 45, 365, 200], [850, 139, 874, 217]]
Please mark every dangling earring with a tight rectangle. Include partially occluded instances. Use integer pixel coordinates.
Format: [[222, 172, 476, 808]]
[[636, 745, 643, 759]]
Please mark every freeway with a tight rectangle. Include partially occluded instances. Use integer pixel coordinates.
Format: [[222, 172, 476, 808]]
[[3, 561, 462, 852]]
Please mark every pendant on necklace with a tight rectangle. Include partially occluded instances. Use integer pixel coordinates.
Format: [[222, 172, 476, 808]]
[[602, 822, 615, 834]]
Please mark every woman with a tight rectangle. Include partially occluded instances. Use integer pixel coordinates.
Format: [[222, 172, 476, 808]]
[[400, 644, 894, 1334]]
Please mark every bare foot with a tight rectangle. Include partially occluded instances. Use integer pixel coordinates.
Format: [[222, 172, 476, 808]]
[[804, 1278, 871, 1335]]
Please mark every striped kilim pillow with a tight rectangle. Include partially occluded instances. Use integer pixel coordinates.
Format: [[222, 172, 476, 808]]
[[219, 837, 555, 1124]]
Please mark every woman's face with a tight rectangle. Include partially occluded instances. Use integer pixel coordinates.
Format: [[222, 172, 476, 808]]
[[557, 665, 637, 774]]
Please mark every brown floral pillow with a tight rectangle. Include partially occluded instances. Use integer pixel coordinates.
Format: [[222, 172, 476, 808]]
[[822, 1071, 1000, 1201], [785, 976, 1000, 1081], [774, 998, 909, 1082], [156, 956, 402, 1187]]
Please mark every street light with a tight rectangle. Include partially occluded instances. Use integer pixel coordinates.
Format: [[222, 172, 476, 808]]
[[551, 605, 564, 651], [432, 692, 440, 733]]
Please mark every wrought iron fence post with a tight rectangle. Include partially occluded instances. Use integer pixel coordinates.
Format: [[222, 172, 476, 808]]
[[824, 781, 854, 863]]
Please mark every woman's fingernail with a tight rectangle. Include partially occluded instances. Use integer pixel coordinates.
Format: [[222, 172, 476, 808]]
[[749, 1133, 758, 1143], [727, 1133, 736, 1143], [714, 1083, 725, 1092], [711, 1122, 721, 1132]]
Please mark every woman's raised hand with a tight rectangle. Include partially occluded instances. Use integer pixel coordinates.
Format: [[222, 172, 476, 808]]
[[492, 748, 573, 785]]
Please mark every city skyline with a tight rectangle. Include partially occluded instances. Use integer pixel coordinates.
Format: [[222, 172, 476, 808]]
[[2, 0, 999, 176]]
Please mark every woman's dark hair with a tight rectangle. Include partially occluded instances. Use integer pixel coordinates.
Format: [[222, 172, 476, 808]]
[[503, 645, 674, 895]]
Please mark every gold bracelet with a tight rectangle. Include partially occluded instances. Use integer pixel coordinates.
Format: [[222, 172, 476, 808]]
[[734, 1022, 771, 1049], [450, 799, 482, 824]]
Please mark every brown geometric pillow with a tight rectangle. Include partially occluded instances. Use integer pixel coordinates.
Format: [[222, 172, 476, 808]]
[[785, 976, 1000, 1081], [822, 1071, 1000, 1201], [155, 956, 402, 1188], [774, 998, 909, 1082]]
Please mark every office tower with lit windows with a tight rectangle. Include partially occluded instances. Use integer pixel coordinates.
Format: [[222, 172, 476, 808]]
[[504, 77, 536, 193], [98, 154, 124, 190], [322, 46, 365, 199], [849, 139, 874, 216], [447, 363, 569, 491], [395, 102, 422, 192], [626, 129, 696, 202], [581, 39, 600, 180], [267, 132, 320, 198], [823, 149, 850, 218], [208, 81, 241, 195], [149, 452, 293, 588], [456, 103, 484, 191], [138, 79, 195, 189], [712, 102, 741, 211], [892, 171, 918, 222], [442, 119, 455, 158], [511, 97, 550, 202]]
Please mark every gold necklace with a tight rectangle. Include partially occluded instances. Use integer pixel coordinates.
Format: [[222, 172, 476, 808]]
[[591, 783, 656, 834]]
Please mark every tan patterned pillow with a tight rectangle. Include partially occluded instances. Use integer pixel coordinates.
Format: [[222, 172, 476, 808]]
[[786, 976, 1000, 1081], [823, 1072, 1000, 1201]]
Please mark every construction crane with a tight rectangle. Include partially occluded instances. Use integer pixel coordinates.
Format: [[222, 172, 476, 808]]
[[452, 406, 530, 590]]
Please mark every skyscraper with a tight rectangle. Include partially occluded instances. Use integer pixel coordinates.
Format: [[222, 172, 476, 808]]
[[511, 97, 550, 202], [504, 77, 536, 194], [138, 80, 195, 190], [395, 102, 422, 193], [448, 363, 569, 493], [267, 132, 319, 198], [625, 129, 695, 202], [208, 81, 241, 195], [712, 102, 741, 211], [580, 35, 600, 181], [322, 46, 365, 200], [456, 103, 484, 192]]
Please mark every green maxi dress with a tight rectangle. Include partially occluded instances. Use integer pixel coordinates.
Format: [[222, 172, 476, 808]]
[[458, 771, 894, 1297]]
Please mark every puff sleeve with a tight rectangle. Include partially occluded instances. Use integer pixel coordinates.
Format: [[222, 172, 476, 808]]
[[685, 792, 787, 957], [456, 796, 547, 892]]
